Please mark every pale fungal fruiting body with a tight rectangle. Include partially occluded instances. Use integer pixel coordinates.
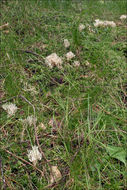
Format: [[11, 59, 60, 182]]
[[120, 15, 127, 20], [66, 51, 75, 61], [85, 60, 91, 67], [64, 39, 70, 48], [87, 25, 95, 33], [73, 61, 80, 67], [45, 53, 62, 69], [23, 83, 38, 95], [99, 0, 104, 4], [78, 24, 85, 32], [94, 19, 116, 27], [27, 146, 42, 166], [22, 115, 37, 126], [2, 103, 18, 117], [26, 116, 37, 126]]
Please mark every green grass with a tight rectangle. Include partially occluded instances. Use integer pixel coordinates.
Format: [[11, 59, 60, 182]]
[[0, 0, 127, 189]]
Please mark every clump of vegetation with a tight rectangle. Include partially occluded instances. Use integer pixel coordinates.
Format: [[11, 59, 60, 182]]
[[0, 0, 127, 189]]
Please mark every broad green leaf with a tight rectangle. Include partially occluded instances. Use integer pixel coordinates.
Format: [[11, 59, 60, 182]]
[[106, 145, 126, 166]]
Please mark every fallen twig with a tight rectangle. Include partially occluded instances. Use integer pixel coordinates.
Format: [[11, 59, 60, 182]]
[[19, 95, 49, 163], [0, 96, 17, 104], [0, 155, 6, 190], [19, 49, 40, 57], [5, 175, 22, 189], [4, 149, 44, 176]]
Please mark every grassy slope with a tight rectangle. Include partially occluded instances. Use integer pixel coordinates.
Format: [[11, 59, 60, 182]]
[[0, 0, 127, 189]]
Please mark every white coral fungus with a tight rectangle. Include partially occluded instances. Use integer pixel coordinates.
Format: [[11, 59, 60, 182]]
[[94, 19, 116, 27], [120, 15, 127, 20], [2, 103, 18, 117], [27, 146, 42, 166], [23, 83, 38, 95], [85, 61, 91, 67], [66, 51, 75, 61], [73, 61, 80, 67], [99, 0, 104, 4], [45, 53, 62, 69], [79, 24, 85, 32], [64, 39, 70, 48], [22, 115, 37, 126]]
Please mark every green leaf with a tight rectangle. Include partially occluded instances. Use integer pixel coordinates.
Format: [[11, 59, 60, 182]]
[[106, 145, 126, 166]]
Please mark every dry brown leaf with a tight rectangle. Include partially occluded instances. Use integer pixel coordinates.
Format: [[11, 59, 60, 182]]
[[3, 30, 9, 34], [0, 23, 9, 30], [38, 122, 46, 130], [65, 178, 74, 188], [80, 75, 89, 78], [50, 166, 62, 183], [48, 118, 61, 133], [0, 90, 5, 99], [46, 91, 51, 98], [48, 118, 54, 127]]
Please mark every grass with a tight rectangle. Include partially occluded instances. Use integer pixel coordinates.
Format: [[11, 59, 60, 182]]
[[0, 0, 127, 189]]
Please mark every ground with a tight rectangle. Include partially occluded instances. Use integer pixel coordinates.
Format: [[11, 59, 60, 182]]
[[0, 0, 127, 189]]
